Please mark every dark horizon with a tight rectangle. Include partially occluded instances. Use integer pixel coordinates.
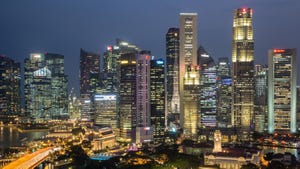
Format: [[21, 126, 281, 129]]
[[1, 0, 299, 95]]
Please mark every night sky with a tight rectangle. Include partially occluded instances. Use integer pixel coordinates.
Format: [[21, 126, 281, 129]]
[[1, 0, 299, 95]]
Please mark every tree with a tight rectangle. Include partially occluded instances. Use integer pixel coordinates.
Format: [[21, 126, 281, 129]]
[[70, 145, 88, 166]]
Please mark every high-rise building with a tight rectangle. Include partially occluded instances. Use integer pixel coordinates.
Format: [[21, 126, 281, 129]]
[[93, 94, 118, 130], [25, 53, 51, 121], [134, 51, 152, 143], [150, 59, 166, 143], [0, 56, 21, 120], [268, 49, 297, 134], [231, 8, 254, 140], [45, 53, 68, 118], [68, 88, 81, 119], [198, 46, 217, 128], [24, 53, 68, 121], [254, 64, 268, 133], [102, 39, 140, 94], [166, 28, 180, 124], [216, 58, 232, 128], [80, 48, 100, 96], [179, 13, 198, 140], [119, 53, 137, 141], [79, 49, 100, 121]]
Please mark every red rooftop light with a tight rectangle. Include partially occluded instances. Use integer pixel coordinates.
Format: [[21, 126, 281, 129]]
[[273, 49, 285, 53], [242, 8, 247, 13]]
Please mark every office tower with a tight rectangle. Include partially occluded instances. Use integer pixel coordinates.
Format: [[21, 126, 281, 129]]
[[216, 57, 232, 128], [68, 88, 81, 119], [166, 28, 180, 124], [24, 53, 68, 121], [150, 59, 166, 143], [231, 8, 254, 140], [93, 94, 117, 130], [80, 48, 100, 121], [102, 39, 140, 94], [254, 65, 268, 133], [80, 48, 100, 96], [198, 46, 217, 128], [268, 49, 297, 134], [179, 13, 198, 140], [0, 56, 21, 120], [24, 53, 51, 121], [119, 53, 137, 141], [134, 51, 152, 143], [45, 53, 68, 118]]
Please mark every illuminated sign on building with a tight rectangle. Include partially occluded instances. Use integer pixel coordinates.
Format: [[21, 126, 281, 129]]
[[94, 94, 117, 101]]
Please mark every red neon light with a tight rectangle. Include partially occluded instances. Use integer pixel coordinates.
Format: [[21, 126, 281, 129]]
[[273, 49, 285, 53], [145, 55, 149, 60], [107, 46, 112, 51]]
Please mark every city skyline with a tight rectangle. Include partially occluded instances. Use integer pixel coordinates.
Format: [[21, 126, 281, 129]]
[[0, 1, 300, 94]]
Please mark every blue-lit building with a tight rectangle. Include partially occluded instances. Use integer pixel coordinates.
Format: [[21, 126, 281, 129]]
[[216, 57, 232, 128], [198, 46, 217, 128]]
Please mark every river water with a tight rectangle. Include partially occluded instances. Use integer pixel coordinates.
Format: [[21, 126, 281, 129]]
[[0, 126, 47, 151]]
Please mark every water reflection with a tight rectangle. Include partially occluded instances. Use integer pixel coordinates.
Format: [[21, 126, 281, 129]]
[[262, 146, 299, 160], [0, 126, 47, 152]]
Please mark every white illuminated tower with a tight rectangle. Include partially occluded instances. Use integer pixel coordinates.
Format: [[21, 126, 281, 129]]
[[268, 49, 297, 134], [179, 13, 199, 140], [213, 130, 222, 153]]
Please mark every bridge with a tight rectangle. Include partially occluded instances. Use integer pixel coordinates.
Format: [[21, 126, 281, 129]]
[[2, 147, 54, 169]]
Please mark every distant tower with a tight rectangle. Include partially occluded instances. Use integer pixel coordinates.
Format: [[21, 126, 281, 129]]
[[79, 48, 100, 96], [119, 52, 137, 141], [213, 130, 222, 153], [231, 8, 254, 140], [268, 49, 297, 134], [166, 28, 180, 124], [216, 57, 232, 128], [0, 56, 21, 117], [179, 13, 198, 140], [254, 64, 268, 133], [79, 48, 100, 121], [150, 58, 166, 143], [134, 51, 152, 144], [198, 46, 217, 128]]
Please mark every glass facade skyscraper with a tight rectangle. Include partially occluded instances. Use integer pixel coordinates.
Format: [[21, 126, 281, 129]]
[[216, 57, 232, 128], [0, 56, 21, 119], [231, 8, 254, 140], [268, 49, 297, 134], [166, 28, 180, 124], [198, 46, 217, 128], [150, 59, 166, 143], [25, 53, 68, 121], [119, 53, 137, 141]]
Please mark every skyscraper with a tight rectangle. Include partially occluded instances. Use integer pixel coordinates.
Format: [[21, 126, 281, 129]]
[[25, 53, 51, 121], [150, 59, 166, 143], [254, 64, 268, 133], [198, 46, 217, 128], [24, 53, 68, 121], [268, 49, 297, 134], [45, 53, 68, 118], [119, 52, 137, 141], [79, 48, 100, 121], [166, 28, 180, 124], [80, 48, 100, 96], [216, 57, 232, 128], [231, 8, 254, 140], [102, 39, 140, 93], [134, 51, 152, 143], [0, 56, 21, 120], [179, 13, 198, 140]]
